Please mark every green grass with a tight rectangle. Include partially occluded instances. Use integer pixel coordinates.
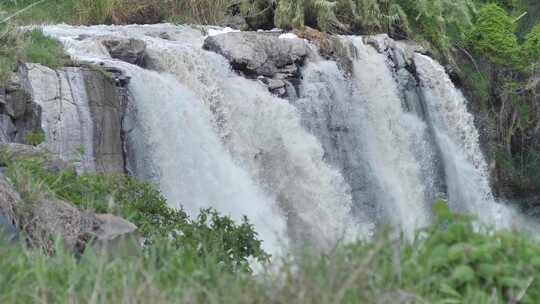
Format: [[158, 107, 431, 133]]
[[3, 200, 540, 303], [0, 26, 68, 84], [22, 29, 68, 68], [3, 154, 268, 268], [0, 0, 238, 26], [3, 153, 540, 303]]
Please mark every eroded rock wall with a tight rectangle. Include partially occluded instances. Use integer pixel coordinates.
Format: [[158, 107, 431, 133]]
[[0, 64, 129, 174]]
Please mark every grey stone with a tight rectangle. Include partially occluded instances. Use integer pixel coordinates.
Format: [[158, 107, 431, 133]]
[[82, 68, 127, 173], [0, 115, 16, 143], [102, 38, 147, 66], [0, 68, 42, 144], [203, 32, 308, 77], [267, 79, 286, 90], [364, 34, 426, 69], [23, 63, 127, 173], [95, 214, 138, 242], [92, 214, 140, 258]]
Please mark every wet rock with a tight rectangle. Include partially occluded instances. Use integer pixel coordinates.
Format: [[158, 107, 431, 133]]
[[204, 32, 308, 98], [22, 63, 127, 173], [102, 38, 147, 66], [365, 34, 426, 68], [203, 31, 308, 77]]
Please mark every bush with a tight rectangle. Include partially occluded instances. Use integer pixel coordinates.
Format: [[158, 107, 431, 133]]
[[22, 29, 68, 68], [468, 4, 521, 66], [0, 26, 68, 85], [23, 131, 45, 146], [523, 22, 540, 63], [0, 17, 20, 84], [5, 158, 268, 268]]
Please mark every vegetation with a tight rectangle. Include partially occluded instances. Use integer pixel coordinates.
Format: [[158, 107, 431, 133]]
[[523, 23, 540, 62], [23, 131, 45, 147], [2, 155, 268, 268], [0, 1, 540, 303], [0, 26, 68, 83], [4, 196, 540, 303], [467, 4, 520, 66]]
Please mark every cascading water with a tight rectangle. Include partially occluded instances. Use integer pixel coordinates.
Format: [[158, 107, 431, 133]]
[[293, 37, 439, 235], [40, 24, 516, 251], [413, 54, 508, 226], [43, 24, 362, 251]]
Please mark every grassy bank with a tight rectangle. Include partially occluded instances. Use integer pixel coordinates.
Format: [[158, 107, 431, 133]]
[[0, 26, 68, 83], [0, 153, 539, 303], [0, 0, 238, 26], [3, 200, 540, 303]]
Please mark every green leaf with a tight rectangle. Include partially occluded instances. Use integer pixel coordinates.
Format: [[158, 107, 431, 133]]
[[451, 265, 475, 284], [433, 200, 453, 221], [439, 283, 462, 298]]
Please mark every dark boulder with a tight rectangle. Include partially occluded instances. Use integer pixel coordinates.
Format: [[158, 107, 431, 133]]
[[203, 31, 308, 77], [103, 38, 147, 67]]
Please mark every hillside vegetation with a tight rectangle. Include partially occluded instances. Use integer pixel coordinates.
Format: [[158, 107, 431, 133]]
[[3, 148, 540, 303], [1, 1, 540, 303]]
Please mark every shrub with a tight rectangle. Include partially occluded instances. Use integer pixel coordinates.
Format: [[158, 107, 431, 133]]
[[523, 22, 540, 63], [22, 29, 68, 68], [0, 15, 21, 84], [468, 4, 520, 66], [0, 27, 68, 84], [23, 131, 45, 146], [5, 158, 268, 268]]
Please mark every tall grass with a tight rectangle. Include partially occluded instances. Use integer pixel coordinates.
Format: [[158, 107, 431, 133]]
[[3, 202, 540, 303], [169, 0, 236, 25], [0, 0, 238, 26]]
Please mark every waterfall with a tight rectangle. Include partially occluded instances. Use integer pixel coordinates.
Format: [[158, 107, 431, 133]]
[[40, 24, 515, 250], [413, 54, 508, 226], [293, 37, 438, 235]]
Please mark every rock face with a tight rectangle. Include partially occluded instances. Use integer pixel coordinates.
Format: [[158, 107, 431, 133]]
[[103, 38, 147, 66], [0, 73, 42, 143], [203, 32, 308, 98], [203, 32, 308, 77], [17, 63, 129, 173]]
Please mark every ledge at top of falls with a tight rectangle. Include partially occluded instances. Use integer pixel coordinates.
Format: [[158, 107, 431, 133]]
[[102, 37, 147, 67], [202, 31, 309, 78]]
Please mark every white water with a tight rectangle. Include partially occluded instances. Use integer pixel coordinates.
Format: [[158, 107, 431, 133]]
[[40, 24, 516, 250], [414, 54, 508, 226], [43, 24, 363, 251]]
